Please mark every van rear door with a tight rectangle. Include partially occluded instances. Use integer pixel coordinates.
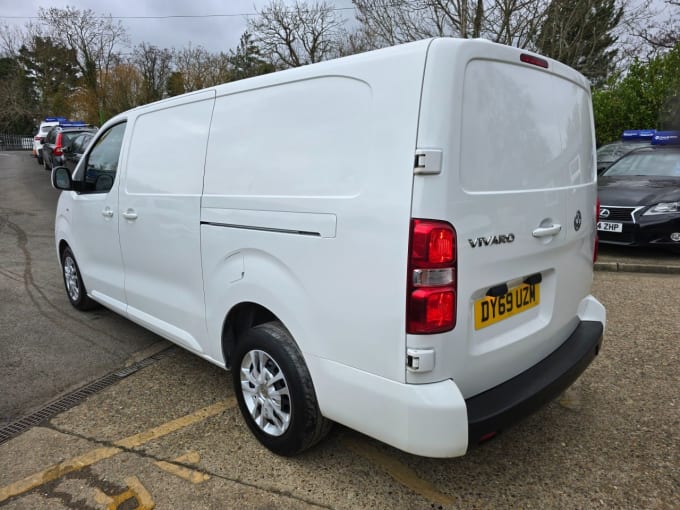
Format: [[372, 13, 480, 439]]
[[409, 39, 598, 396]]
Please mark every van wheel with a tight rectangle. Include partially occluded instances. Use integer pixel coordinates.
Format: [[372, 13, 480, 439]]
[[61, 247, 98, 311], [233, 321, 331, 456]]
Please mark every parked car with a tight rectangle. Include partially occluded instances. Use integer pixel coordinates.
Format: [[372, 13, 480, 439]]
[[33, 117, 66, 165], [596, 129, 655, 175], [51, 38, 605, 458], [62, 132, 95, 172], [597, 131, 680, 251], [43, 123, 97, 171]]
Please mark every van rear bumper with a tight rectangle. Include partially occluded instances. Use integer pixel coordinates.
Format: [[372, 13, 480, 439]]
[[465, 320, 604, 445], [307, 316, 604, 458]]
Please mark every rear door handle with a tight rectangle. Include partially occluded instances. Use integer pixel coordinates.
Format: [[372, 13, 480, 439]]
[[532, 224, 562, 238], [101, 207, 114, 218], [122, 209, 138, 221]]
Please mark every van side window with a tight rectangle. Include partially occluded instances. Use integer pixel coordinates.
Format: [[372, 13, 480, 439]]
[[82, 122, 126, 193]]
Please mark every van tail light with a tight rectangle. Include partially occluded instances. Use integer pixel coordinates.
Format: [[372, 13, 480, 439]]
[[54, 133, 63, 156], [594, 198, 600, 263], [407, 219, 457, 334], [520, 53, 549, 69]]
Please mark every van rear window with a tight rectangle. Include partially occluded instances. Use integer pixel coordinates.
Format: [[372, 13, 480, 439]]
[[460, 60, 594, 192]]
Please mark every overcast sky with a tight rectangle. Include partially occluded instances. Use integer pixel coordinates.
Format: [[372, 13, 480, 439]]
[[0, 0, 356, 54]]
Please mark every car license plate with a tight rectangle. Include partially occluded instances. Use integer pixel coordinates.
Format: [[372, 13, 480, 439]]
[[597, 221, 623, 232], [474, 283, 540, 330]]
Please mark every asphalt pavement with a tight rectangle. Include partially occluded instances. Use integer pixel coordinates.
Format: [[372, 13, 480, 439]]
[[0, 151, 165, 428]]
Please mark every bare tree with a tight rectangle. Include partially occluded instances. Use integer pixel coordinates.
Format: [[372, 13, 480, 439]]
[[352, 0, 550, 49], [0, 22, 25, 57], [0, 56, 37, 132], [133, 43, 174, 103], [629, 0, 680, 53], [173, 45, 231, 93], [485, 0, 550, 47], [248, 0, 347, 68], [354, 0, 450, 47], [38, 7, 128, 124]]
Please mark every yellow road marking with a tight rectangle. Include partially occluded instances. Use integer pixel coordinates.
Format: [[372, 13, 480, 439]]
[[0, 398, 236, 503], [94, 487, 115, 506], [121, 476, 155, 510], [115, 399, 234, 449], [173, 450, 201, 464], [342, 436, 456, 507], [0, 447, 121, 503], [154, 460, 210, 484], [154, 450, 209, 484], [93, 476, 155, 510]]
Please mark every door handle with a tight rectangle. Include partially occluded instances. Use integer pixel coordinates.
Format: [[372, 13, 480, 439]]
[[532, 224, 562, 238], [122, 209, 138, 221], [101, 207, 114, 218]]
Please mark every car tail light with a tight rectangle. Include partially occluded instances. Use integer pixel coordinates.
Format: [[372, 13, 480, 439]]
[[407, 219, 457, 334], [594, 198, 600, 263], [54, 133, 63, 156], [34, 136, 41, 141]]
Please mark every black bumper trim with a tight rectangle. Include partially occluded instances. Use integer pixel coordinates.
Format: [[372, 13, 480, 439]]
[[466, 320, 603, 445]]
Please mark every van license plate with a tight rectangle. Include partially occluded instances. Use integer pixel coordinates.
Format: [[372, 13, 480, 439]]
[[597, 221, 623, 232], [474, 283, 540, 330]]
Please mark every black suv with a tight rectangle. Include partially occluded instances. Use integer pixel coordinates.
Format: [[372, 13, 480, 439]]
[[42, 123, 97, 171], [62, 132, 95, 172]]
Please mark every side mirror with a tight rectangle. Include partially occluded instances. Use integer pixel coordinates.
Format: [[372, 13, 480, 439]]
[[52, 167, 73, 191]]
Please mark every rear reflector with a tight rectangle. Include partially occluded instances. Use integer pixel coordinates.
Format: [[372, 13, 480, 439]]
[[520, 53, 549, 69], [479, 431, 498, 443]]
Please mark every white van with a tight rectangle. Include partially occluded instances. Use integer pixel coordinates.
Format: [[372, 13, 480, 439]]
[[52, 38, 606, 458]]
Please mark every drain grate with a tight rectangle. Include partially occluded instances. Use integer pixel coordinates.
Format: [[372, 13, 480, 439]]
[[0, 346, 179, 445]]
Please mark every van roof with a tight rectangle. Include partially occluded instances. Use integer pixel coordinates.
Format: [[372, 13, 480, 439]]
[[108, 38, 589, 126]]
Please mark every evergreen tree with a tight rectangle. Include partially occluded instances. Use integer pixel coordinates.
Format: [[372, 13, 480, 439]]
[[228, 31, 275, 81], [17, 36, 78, 117], [534, 0, 623, 87]]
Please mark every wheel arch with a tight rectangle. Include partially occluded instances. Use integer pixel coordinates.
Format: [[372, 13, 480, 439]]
[[221, 302, 278, 369], [58, 239, 70, 261]]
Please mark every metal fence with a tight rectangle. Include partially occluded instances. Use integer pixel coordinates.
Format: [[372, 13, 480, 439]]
[[0, 134, 33, 151]]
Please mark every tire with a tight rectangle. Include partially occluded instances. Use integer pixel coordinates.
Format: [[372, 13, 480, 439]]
[[36, 153, 43, 165], [43, 155, 50, 171], [233, 321, 331, 456], [60, 247, 99, 311]]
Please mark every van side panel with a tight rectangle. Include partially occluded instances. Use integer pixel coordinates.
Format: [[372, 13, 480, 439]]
[[201, 42, 430, 382]]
